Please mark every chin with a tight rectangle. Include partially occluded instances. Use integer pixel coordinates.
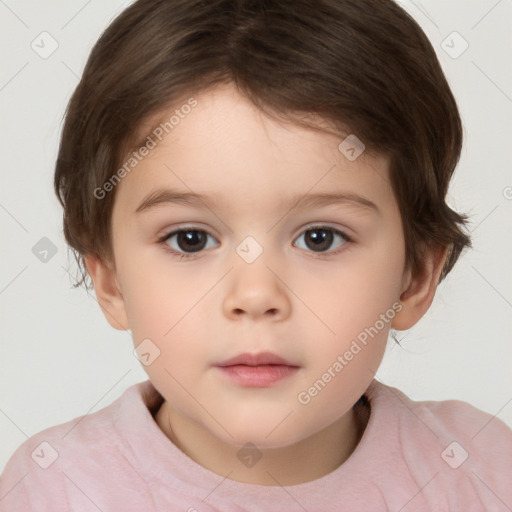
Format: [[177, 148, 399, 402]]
[[210, 420, 310, 450]]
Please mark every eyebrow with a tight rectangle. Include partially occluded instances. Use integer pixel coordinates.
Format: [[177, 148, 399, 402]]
[[134, 188, 380, 215]]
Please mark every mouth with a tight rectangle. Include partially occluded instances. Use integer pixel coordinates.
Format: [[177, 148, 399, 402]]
[[214, 352, 300, 388]]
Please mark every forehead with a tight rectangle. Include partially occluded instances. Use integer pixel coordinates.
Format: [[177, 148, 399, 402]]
[[114, 83, 393, 215]]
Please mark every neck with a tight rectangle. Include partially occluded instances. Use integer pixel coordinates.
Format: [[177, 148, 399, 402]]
[[154, 397, 370, 486]]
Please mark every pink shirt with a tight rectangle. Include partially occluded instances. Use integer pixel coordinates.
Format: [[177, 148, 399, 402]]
[[1, 379, 511, 511]]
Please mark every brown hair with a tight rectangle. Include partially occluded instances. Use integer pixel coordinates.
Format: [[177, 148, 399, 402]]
[[54, 0, 471, 290]]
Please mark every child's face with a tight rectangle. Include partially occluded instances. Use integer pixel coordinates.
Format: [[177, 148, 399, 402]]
[[103, 83, 410, 449]]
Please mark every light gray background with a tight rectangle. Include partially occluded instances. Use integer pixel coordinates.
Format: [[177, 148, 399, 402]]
[[1, 0, 511, 472]]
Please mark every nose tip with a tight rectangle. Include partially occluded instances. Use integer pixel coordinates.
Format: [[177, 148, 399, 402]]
[[222, 262, 291, 321]]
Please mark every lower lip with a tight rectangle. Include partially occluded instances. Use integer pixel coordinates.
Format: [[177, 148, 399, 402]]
[[215, 364, 299, 387]]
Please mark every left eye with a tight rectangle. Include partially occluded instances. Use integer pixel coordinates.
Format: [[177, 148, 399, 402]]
[[164, 229, 218, 254], [293, 226, 349, 253]]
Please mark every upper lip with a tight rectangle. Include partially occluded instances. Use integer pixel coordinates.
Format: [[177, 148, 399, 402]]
[[215, 352, 299, 367]]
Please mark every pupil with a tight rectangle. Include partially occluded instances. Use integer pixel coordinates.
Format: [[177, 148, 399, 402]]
[[178, 231, 206, 252], [306, 229, 333, 252]]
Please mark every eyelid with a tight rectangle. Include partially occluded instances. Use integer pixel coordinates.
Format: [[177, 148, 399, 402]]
[[293, 222, 353, 240], [158, 222, 352, 243], [158, 223, 220, 241]]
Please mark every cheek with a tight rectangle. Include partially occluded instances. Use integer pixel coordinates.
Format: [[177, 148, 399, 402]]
[[299, 235, 404, 386], [307, 250, 404, 336], [118, 249, 211, 339], [118, 256, 215, 384]]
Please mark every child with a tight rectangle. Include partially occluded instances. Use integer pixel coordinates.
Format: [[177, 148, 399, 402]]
[[1, 0, 511, 510]]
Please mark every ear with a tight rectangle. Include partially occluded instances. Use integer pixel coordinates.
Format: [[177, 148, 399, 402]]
[[391, 245, 449, 331], [84, 254, 130, 331]]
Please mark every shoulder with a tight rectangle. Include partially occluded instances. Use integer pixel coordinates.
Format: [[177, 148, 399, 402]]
[[385, 384, 512, 460], [367, 381, 512, 508], [0, 380, 153, 510], [368, 380, 512, 448]]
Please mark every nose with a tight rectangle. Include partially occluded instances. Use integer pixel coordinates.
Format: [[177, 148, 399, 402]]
[[222, 254, 292, 322]]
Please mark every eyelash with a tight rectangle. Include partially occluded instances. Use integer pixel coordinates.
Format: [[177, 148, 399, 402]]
[[157, 225, 353, 261]]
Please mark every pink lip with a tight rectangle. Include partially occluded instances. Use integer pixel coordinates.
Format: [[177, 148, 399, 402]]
[[216, 351, 296, 367], [214, 352, 300, 388]]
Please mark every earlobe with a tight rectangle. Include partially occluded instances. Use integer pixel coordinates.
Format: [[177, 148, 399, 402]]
[[84, 254, 130, 331], [391, 246, 449, 331]]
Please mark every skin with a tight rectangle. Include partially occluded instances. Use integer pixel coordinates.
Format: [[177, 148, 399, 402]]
[[85, 82, 447, 486]]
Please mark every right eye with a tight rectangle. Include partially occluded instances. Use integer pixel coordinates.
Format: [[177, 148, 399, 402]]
[[293, 225, 350, 254], [160, 228, 219, 258]]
